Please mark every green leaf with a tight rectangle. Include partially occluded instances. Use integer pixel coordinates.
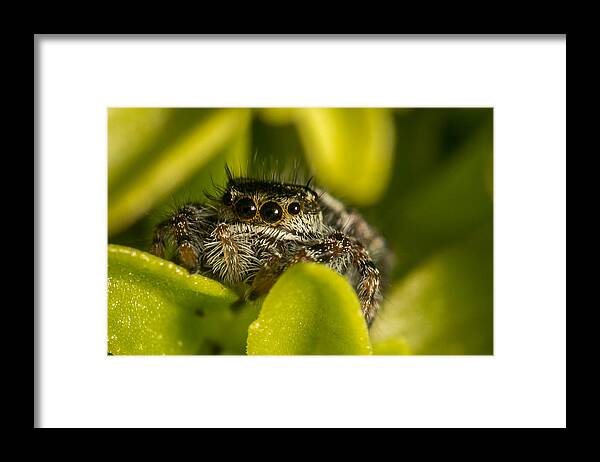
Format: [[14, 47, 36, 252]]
[[108, 244, 259, 355], [370, 222, 493, 355], [292, 108, 395, 206], [247, 263, 372, 355]]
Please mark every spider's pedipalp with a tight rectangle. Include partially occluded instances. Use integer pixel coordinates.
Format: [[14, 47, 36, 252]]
[[203, 223, 260, 285]]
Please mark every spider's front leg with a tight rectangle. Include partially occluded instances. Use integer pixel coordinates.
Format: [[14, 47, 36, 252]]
[[303, 232, 382, 326], [248, 232, 382, 327], [151, 204, 210, 272]]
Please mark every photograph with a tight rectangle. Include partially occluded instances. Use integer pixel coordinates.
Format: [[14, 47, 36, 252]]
[[36, 35, 566, 428], [107, 107, 494, 355]]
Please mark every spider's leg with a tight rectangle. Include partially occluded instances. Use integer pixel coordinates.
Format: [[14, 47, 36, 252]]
[[151, 205, 211, 272], [150, 220, 170, 259], [318, 189, 394, 288], [350, 244, 382, 328], [284, 232, 382, 327]]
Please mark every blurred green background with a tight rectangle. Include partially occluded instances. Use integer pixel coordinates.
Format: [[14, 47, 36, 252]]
[[108, 108, 493, 355]]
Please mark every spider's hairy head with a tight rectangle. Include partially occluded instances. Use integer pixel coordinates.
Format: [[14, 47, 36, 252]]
[[214, 168, 323, 234]]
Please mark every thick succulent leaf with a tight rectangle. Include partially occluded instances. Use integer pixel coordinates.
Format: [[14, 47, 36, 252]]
[[370, 222, 493, 355], [108, 108, 250, 236], [290, 108, 395, 206], [247, 263, 372, 355], [108, 244, 259, 355]]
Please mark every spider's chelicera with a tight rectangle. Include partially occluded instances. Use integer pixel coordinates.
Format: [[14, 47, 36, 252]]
[[151, 168, 393, 327]]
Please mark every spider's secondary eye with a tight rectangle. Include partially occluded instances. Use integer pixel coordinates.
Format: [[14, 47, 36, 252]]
[[222, 191, 233, 206], [235, 197, 257, 219], [260, 201, 283, 223], [287, 202, 301, 215]]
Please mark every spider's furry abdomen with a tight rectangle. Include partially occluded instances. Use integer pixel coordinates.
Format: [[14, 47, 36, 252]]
[[151, 169, 393, 327]]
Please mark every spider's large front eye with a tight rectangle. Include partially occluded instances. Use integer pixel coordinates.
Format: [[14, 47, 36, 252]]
[[260, 201, 283, 223], [235, 197, 257, 219], [222, 191, 233, 206]]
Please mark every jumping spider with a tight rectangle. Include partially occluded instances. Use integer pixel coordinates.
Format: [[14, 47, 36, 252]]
[[151, 168, 393, 327]]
